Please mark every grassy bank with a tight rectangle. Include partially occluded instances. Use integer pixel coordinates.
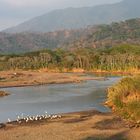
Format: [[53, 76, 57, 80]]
[[107, 76, 140, 125]]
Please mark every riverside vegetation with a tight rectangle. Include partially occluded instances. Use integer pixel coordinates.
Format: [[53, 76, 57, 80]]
[[0, 44, 140, 72], [107, 76, 140, 126]]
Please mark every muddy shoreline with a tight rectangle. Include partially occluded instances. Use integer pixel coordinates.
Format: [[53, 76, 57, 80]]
[[0, 110, 139, 140]]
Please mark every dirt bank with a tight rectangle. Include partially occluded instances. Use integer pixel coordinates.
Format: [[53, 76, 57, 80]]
[[0, 110, 139, 140], [0, 71, 106, 88]]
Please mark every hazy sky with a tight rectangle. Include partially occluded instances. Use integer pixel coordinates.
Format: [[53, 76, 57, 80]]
[[0, 0, 122, 30]]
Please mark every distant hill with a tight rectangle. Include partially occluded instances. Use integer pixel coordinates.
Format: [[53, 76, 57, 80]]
[[3, 0, 140, 33], [0, 18, 140, 54], [0, 30, 84, 53], [62, 18, 140, 50]]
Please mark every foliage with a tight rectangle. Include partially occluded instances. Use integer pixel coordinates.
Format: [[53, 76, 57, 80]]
[[0, 44, 140, 71], [107, 76, 140, 122]]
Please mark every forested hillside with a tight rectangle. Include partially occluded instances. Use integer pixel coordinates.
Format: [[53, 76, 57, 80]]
[[62, 18, 140, 49], [0, 18, 140, 54], [0, 30, 82, 53]]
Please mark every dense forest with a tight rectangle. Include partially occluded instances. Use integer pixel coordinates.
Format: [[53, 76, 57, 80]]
[[0, 18, 140, 54], [0, 44, 140, 72]]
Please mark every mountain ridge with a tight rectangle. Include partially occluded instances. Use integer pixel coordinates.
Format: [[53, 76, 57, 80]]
[[3, 0, 140, 33]]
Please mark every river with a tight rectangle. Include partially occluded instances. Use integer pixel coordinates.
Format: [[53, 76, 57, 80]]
[[0, 76, 120, 123]]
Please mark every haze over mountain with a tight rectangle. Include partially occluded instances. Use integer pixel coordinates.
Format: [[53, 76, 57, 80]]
[[0, 0, 120, 30], [3, 0, 140, 33]]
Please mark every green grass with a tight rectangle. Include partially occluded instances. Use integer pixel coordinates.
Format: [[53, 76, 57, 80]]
[[107, 76, 140, 122]]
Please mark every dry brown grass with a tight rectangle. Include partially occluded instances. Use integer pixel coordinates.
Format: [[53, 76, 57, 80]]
[[107, 76, 140, 123]]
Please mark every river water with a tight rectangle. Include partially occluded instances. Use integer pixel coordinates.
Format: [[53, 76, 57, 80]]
[[0, 76, 120, 123]]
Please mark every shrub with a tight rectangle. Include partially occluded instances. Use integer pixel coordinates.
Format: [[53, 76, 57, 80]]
[[107, 76, 140, 122]]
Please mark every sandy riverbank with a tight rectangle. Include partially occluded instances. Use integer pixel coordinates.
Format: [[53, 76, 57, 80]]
[[0, 70, 106, 88], [0, 110, 139, 140], [0, 70, 139, 140]]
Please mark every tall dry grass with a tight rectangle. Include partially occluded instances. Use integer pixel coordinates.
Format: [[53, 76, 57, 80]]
[[107, 76, 140, 122]]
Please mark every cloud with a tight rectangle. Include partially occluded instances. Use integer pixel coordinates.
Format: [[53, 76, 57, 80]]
[[3, 0, 54, 7], [1, 0, 122, 8], [0, 17, 26, 30], [0, 0, 122, 19]]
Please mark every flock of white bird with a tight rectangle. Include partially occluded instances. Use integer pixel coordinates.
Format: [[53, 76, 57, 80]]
[[7, 112, 62, 124]]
